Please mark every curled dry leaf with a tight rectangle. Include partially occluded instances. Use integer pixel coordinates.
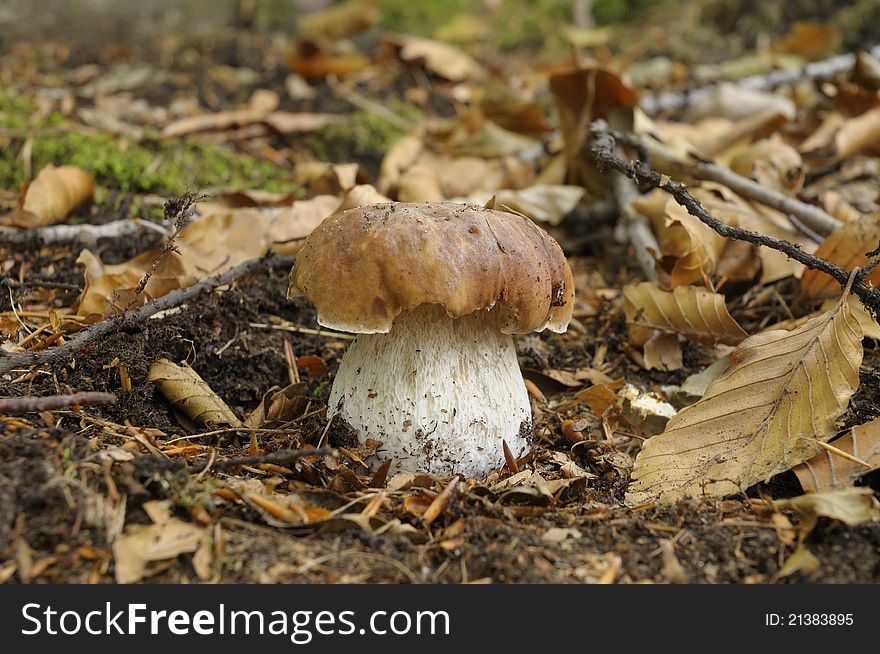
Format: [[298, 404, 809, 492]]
[[335, 184, 391, 213], [147, 358, 242, 428], [243, 382, 308, 429], [452, 185, 585, 226], [643, 332, 683, 371], [799, 214, 880, 301], [8, 164, 94, 228], [383, 33, 485, 82], [623, 282, 748, 347], [627, 292, 863, 505], [777, 487, 880, 530], [549, 64, 638, 193], [75, 248, 193, 319], [728, 138, 805, 195], [792, 417, 880, 492], [632, 192, 726, 286]]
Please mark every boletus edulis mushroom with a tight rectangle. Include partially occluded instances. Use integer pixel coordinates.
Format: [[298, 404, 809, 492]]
[[288, 202, 574, 478]]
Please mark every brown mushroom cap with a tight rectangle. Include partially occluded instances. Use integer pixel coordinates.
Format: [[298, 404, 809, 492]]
[[288, 202, 574, 334]]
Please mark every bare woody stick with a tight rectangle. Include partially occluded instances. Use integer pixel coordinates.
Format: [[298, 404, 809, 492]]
[[608, 128, 842, 236], [587, 121, 880, 316], [0, 254, 294, 376], [640, 44, 880, 116], [0, 391, 116, 413]]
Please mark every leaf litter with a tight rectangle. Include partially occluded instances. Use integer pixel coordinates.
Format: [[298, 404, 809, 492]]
[[2, 4, 880, 585]]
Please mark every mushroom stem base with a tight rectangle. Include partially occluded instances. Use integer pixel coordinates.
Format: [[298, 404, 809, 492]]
[[327, 304, 532, 478]]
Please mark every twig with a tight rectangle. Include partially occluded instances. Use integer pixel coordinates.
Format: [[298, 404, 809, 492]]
[[640, 44, 880, 116], [189, 446, 333, 473], [329, 79, 416, 132], [0, 391, 116, 413], [0, 219, 169, 249], [132, 446, 332, 474], [587, 121, 880, 315], [610, 127, 842, 236], [613, 169, 659, 280], [689, 161, 841, 236], [127, 193, 202, 308], [0, 253, 294, 376]]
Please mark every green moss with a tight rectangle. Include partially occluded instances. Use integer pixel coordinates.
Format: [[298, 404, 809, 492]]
[[0, 91, 303, 195], [307, 103, 420, 166], [379, 0, 472, 36]]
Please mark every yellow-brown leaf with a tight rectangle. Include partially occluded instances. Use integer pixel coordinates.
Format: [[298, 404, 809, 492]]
[[623, 282, 748, 347], [627, 292, 863, 505]]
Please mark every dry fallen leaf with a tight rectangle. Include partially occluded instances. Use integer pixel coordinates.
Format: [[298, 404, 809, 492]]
[[727, 138, 805, 195], [623, 282, 748, 347], [244, 382, 308, 429], [792, 417, 880, 492], [113, 518, 206, 583], [7, 164, 94, 228], [162, 89, 341, 137], [627, 291, 863, 505], [633, 192, 727, 286], [297, 0, 379, 41], [799, 214, 880, 301], [384, 33, 485, 82], [777, 487, 880, 530], [643, 332, 683, 371], [147, 358, 242, 427], [452, 185, 585, 226]]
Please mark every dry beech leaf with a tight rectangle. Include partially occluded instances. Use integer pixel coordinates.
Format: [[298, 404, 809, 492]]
[[627, 292, 863, 505], [727, 138, 804, 195], [819, 296, 880, 341], [643, 332, 683, 371], [296, 0, 378, 41], [75, 211, 276, 319], [800, 214, 880, 301], [825, 106, 880, 162], [633, 193, 726, 286], [776, 545, 821, 579], [162, 90, 341, 137], [74, 248, 193, 319], [792, 418, 880, 492], [384, 33, 485, 82], [335, 184, 391, 213], [147, 358, 242, 427], [8, 164, 94, 228], [451, 185, 585, 226], [113, 518, 206, 584], [777, 487, 880, 529], [397, 163, 444, 202], [623, 282, 748, 347], [244, 382, 308, 429], [378, 134, 423, 194]]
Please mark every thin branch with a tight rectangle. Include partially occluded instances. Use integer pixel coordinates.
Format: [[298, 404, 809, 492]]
[[689, 161, 841, 236], [127, 192, 202, 308], [0, 253, 294, 376], [0, 391, 116, 413], [609, 127, 842, 236], [640, 44, 880, 116], [0, 218, 169, 248], [134, 446, 334, 474], [587, 121, 880, 315]]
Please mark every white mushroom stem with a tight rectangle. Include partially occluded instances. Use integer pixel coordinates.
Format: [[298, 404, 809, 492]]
[[327, 304, 532, 478]]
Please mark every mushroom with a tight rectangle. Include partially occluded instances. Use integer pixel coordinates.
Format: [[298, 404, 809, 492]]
[[288, 202, 574, 477]]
